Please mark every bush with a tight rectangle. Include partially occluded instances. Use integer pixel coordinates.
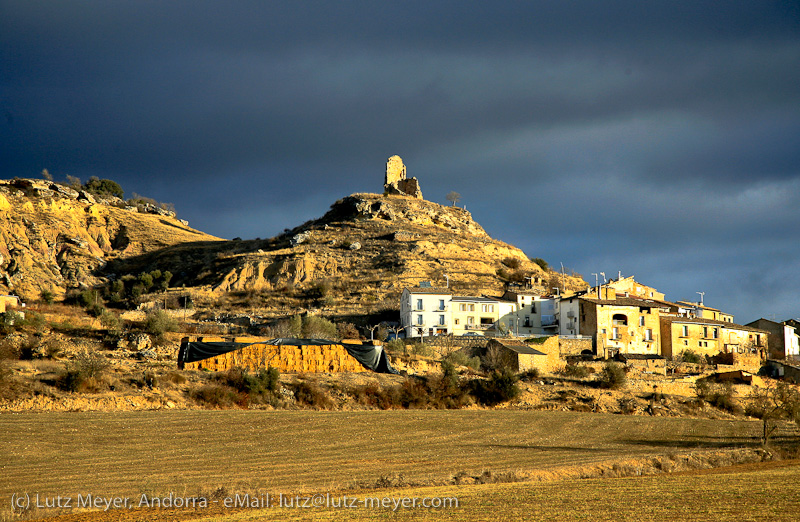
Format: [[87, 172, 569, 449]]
[[530, 257, 549, 271], [292, 380, 335, 409], [411, 342, 434, 357], [40, 290, 55, 304], [472, 370, 520, 406], [191, 384, 246, 408], [696, 379, 742, 414], [520, 368, 540, 380], [100, 310, 121, 331], [384, 339, 406, 354], [301, 316, 338, 339], [502, 257, 521, 269], [83, 177, 124, 199], [143, 310, 178, 336], [680, 349, 704, 364], [217, 367, 280, 405], [86, 303, 106, 318], [598, 362, 627, 389], [0, 311, 25, 334], [561, 363, 591, 378], [59, 350, 110, 392], [445, 350, 481, 370]]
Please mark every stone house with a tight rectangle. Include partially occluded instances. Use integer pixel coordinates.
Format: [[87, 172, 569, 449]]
[[745, 318, 800, 360], [660, 316, 769, 360], [558, 290, 662, 358]]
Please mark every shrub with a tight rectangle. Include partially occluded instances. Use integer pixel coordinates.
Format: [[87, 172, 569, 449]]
[[40, 289, 55, 304], [384, 339, 406, 354], [100, 310, 121, 331], [143, 310, 177, 336], [561, 363, 590, 378], [472, 370, 520, 406], [59, 350, 110, 392], [86, 303, 106, 318], [696, 378, 742, 414], [502, 257, 521, 269], [83, 177, 124, 199], [598, 362, 627, 389], [292, 380, 334, 409], [336, 322, 360, 340], [530, 257, 549, 271], [218, 367, 280, 405], [411, 342, 434, 357], [482, 345, 512, 372], [191, 384, 246, 408], [301, 316, 338, 339], [680, 349, 704, 364], [520, 368, 540, 380], [445, 350, 481, 370]]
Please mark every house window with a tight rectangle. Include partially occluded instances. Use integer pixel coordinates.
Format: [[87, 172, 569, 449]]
[[612, 314, 628, 326], [612, 327, 620, 340], [454, 318, 460, 325], [703, 326, 708, 338], [439, 315, 445, 326], [481, 304, 494, 313], [639, 316, 645, 327], [713, 328, 718, 339], [416, 299, 423, 311], [645, 328, 653, 341], [438, 299, 445, 311], [467, 316, 474, 325], [459, 303, 466, 312], [416, 314, 423, 325], [531, 303, 536, 313], [468, 304, 475, 312], [682, 325, 688, 337]]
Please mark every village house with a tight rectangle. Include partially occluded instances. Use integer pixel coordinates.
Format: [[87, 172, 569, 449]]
[[0, 294, 22, 314], [745, 318, 800, 360], [500, 289, 558, 337], [660, 316, 769, 359], [400, 285, 452, 338], [450, 295, 515, 336]]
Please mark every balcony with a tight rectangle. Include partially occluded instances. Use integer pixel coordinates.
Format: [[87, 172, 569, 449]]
[[465, 324, 493, 331]]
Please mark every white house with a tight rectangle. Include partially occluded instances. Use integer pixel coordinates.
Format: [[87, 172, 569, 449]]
[[400, 286, 452, 338]]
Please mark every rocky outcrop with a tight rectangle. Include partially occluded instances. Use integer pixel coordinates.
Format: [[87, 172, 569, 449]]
[[0, 178, 220, 300]]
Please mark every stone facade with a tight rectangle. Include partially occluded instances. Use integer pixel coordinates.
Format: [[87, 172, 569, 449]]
[[384, 155, 423, 199]]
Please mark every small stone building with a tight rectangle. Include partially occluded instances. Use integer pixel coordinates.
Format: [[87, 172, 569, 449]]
[[486, 338, 560, 373]]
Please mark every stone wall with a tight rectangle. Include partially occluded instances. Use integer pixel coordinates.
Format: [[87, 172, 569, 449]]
[[559, 336, 593, 356]]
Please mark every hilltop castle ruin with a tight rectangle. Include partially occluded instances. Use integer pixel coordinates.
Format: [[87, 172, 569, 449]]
[[383, 155, 423, 199]]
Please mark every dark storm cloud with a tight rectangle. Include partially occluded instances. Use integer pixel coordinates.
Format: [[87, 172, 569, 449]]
[[1, 1, 799, 318]]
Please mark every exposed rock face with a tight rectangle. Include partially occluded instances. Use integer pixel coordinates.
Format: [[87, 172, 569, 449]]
[[383, 155, 423, 199], [0, 178, 220, 300]]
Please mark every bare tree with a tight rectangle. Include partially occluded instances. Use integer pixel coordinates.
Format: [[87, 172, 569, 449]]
[[446, 191, 461, 206], [41, 169, 52, 181]]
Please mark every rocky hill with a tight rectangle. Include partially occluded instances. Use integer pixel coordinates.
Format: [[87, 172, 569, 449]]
[[0, 178, 221, 300], [105, 192, 586, 319]]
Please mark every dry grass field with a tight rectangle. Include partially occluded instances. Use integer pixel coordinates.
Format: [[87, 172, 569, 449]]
[[2, 409, 797, 521]]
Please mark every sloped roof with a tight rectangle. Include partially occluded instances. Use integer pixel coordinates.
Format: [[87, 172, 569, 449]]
[[660, 316, 769, 334], [405, 287, 453, 295], [488, 338, 546, 355]]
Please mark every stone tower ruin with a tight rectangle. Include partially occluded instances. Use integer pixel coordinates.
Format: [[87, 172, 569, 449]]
[[383, 155, 423, 199]]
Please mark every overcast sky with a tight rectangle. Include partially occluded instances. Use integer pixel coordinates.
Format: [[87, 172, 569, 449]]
[[2, 1, 799, 322]]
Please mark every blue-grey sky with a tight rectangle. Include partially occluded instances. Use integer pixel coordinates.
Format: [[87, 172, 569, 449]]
[[2, 1, 799, 322]]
